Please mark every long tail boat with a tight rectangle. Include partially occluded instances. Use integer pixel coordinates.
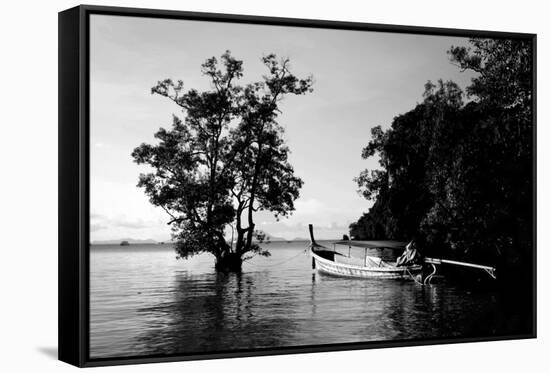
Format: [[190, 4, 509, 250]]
[[308, 224, 422, 279], [308, 224, 497, 283]]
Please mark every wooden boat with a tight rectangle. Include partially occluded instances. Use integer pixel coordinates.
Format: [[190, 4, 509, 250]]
[[308, 225, 422, 279], [308, 224, 497, 283]]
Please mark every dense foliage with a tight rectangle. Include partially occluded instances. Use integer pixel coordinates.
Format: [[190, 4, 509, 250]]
[[351, 38, 533, 277], [132, 51, 313, 271]]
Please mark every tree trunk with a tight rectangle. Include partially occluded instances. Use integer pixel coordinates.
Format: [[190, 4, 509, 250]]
[[235, 201, 246, 255], [215, 252, 243, 272], [245, 141, 263, 252]]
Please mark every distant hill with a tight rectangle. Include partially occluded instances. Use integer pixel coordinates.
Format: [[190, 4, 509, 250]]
[[256, 234, 311, 242], [265, 235, 286, 242], [91, 238, 160, 245]]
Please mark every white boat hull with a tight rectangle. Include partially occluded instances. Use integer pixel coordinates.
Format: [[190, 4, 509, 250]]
[[311, 249, 422, 279]]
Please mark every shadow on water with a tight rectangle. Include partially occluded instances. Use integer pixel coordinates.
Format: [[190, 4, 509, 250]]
[[310, 271, 531, 344], [132, 270, 299, 355], [383, 280, 532, 341]]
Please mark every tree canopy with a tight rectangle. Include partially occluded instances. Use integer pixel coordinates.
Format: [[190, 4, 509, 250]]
[[351, 38, 533, 278], [132, 51, 313, 271]]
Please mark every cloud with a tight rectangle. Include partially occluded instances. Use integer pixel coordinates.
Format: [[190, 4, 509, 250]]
[[91, 212, 165, 233], [293, 198, 325, 215], [255, 218, 352, 240], [281, 198, 363, 227], [112, 218, 151, 229], [90, 179, 171, 241], [90, 223, 106, 232], [243, 197, 366, 240]]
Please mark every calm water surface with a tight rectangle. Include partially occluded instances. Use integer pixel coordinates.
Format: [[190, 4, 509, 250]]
[[90, 242, 526, 358]]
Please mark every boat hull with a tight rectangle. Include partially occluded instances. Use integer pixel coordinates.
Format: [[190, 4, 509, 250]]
[[311, 249, 422, 279]]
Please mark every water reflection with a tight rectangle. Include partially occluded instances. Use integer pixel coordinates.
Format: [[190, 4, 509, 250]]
[[90, 243, 532, 359], [133, 270, 299, 355]]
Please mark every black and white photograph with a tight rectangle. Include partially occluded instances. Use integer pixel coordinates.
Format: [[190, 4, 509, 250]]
[[3, 0, 550, 371], [86, 10, 534, 361]]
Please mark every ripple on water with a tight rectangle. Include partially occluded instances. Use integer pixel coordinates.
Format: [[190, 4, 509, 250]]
[[89, 242, 529, 359]]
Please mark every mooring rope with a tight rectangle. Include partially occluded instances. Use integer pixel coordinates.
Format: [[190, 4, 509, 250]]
[[406, 268, 424, 285], [244, 247, 309, 268]]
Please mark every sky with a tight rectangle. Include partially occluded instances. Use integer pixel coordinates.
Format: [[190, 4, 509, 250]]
[[89, 14, 475, 242]]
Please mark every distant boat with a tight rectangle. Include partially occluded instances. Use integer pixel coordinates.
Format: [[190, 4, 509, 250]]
[[308, 225, 422, 279], [120, 240, 130, 246]]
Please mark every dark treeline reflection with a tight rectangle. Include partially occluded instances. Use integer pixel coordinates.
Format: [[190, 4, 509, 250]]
[[383, 283, 530, 341]]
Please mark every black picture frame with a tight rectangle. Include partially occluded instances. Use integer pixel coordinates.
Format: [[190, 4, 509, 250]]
[[58, 4, 537, 368]]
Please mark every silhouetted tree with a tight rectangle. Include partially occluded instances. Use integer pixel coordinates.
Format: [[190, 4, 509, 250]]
[[227, 55, 310, 261], [132, 51, 313, 272], [351, 38, 533, 280]]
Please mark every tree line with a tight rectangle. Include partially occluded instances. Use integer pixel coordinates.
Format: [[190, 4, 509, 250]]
[[350, 38, 533, 280]]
